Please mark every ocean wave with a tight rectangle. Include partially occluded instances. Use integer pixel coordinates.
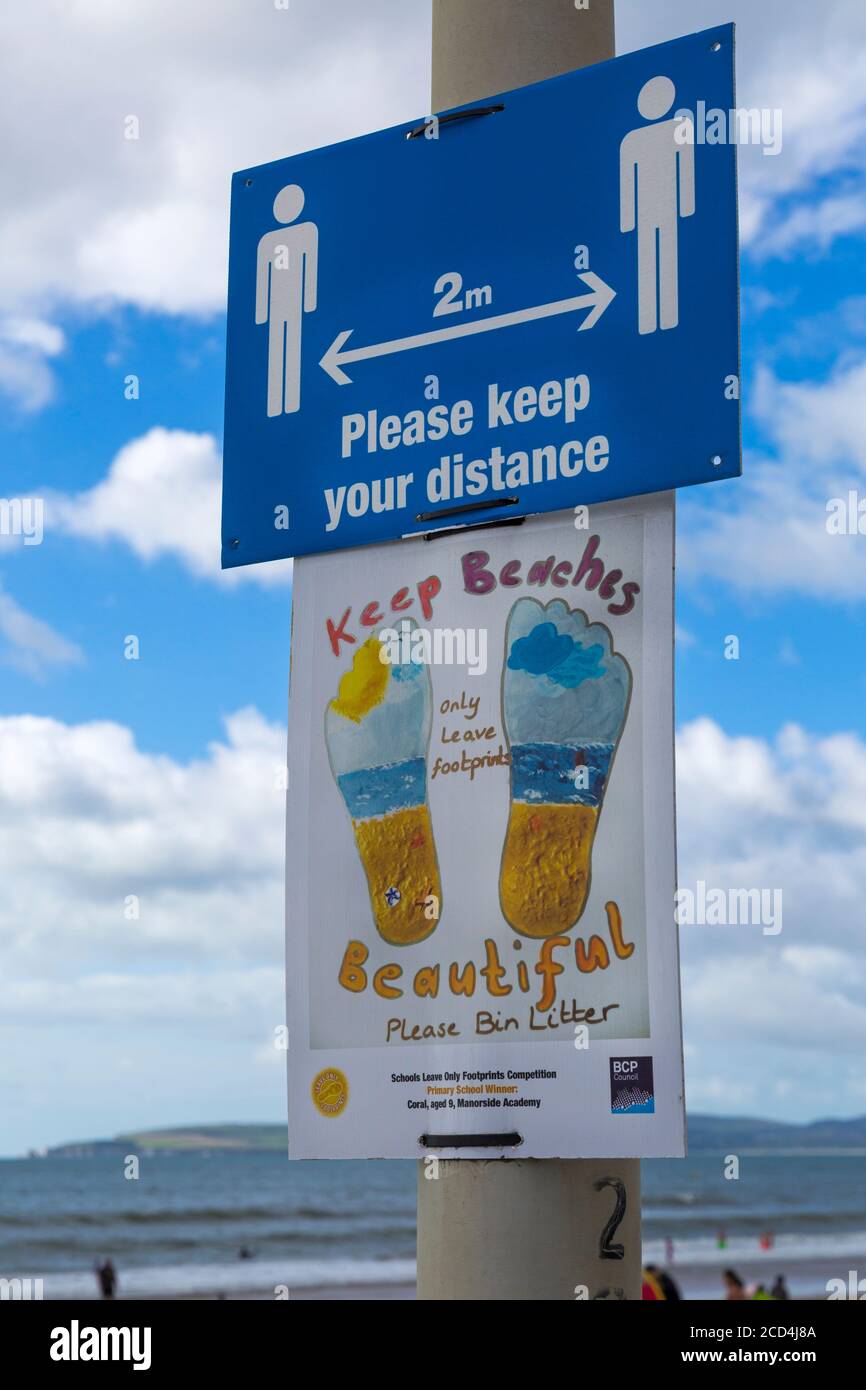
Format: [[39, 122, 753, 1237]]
[[642, 1227, 866, 1268], [643, 1205, 866, 1231], [17, 1228, 866, 1301], [0, 1204, 414, 1229], [29, 1257, 418, 1301]]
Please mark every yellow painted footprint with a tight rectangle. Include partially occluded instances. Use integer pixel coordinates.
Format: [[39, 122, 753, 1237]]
[[499, 598, 632, 939], [325, 628, 441, 946]]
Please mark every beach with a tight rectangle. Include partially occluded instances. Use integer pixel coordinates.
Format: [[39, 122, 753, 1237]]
[[47, 1262, 848, 1299], [4, 1149, 864, 1303]]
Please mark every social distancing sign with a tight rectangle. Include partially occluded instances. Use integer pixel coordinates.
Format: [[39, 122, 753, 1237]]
[[223, 26, 739, 566]]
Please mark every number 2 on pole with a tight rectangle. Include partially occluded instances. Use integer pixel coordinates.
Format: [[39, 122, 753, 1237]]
[[594, 1176, 627, 1261]]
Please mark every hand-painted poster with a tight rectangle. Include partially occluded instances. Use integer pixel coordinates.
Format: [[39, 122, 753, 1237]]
[[286, 496, 685, 1158]]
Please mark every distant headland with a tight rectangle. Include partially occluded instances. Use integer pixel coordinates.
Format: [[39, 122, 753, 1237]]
[[35, 1113, 866, 1158]]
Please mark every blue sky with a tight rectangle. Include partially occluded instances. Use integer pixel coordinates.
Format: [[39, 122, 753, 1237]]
[[2, 0, 866, 1155]]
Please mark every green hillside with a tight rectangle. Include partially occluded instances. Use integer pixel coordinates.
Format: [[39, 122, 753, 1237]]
[[118, 1124, 287, 1151], [44, 1113, 866, 1156]]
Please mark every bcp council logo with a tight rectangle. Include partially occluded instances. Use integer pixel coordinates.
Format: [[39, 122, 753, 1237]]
[[610, 1057, 654, 1114], [311, 1067, 349, 1117]]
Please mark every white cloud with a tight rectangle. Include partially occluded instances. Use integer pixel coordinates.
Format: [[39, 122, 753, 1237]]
[[0, 967, 283, 1025], [680, 357, 866, 596], [0, 0, 427, 317], [679, 715, 866, 850], [685, 953, 866, 1050], [0, 317, 65, 411], [677, 717, 792, 823], [0, 706, 287, 981], [680, 464, 866, 596], [0, 703, 291, 1150], [677, 717, 866, 964], [758, 191, 866, 259], [755, 359, 866, 470], [620, 0, 866, 258], [675, 716, 866, 1111], [0, 319, 64, 355], [50, 426, 290, 586], [782, 944, 858, 985], [0, 582, 84, 679], [0, 705, 292, 1154]]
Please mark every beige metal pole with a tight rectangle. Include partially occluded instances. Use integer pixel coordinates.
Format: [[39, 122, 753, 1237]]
[[416, 0, 641, 1302], [432, 0, 615, 111]]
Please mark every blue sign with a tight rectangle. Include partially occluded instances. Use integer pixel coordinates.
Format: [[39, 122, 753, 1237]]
[[222, 24, 740, 568]]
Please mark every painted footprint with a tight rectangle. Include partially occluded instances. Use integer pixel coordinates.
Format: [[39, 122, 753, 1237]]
[[325, 625, 441, 946], [499, 598, 632, 939]]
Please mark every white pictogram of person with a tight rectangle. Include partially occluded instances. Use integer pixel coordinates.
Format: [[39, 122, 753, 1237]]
[[256, 184, 318, 416], [620, 76, 695, 335]]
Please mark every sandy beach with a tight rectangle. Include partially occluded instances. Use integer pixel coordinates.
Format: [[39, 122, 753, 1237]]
[[135, 1258, 845, 1300]]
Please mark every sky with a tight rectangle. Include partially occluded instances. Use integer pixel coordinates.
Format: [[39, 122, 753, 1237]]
[[2, 0, 866, 1155]]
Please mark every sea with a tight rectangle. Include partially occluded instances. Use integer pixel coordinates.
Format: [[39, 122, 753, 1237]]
[[511, 741, 614, 805], [2, 1151, 865, 1300]]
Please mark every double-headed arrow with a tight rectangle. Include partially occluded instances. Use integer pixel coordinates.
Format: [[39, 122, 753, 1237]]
[[319, 270, 616, 386]]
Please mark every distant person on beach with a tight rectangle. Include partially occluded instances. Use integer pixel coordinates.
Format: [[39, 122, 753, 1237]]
[[239, 1246, 255, 1260], [771, 1274, 790, 1301], [646, 1263, 681, 1301], [717, 1229, 727, 1250], [664, 1238, 675, 1264], [95, 1258, 117, 1299], [723, 1268, 747, 1301]]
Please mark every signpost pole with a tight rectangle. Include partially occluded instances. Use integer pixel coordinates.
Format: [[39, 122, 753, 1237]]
[[416, 0, 642, 1303]]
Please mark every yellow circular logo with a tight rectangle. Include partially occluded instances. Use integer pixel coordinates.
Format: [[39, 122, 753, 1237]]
[[311, 1067, 349, 1117]]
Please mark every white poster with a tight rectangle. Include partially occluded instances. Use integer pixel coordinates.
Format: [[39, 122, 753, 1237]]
[[286, 496, 684, 1158]]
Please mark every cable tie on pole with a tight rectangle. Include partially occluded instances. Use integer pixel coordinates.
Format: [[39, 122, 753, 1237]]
[[406, 104, 505, 140], [420, 1131, 522, 1149], [415, 496, 518, 524]]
